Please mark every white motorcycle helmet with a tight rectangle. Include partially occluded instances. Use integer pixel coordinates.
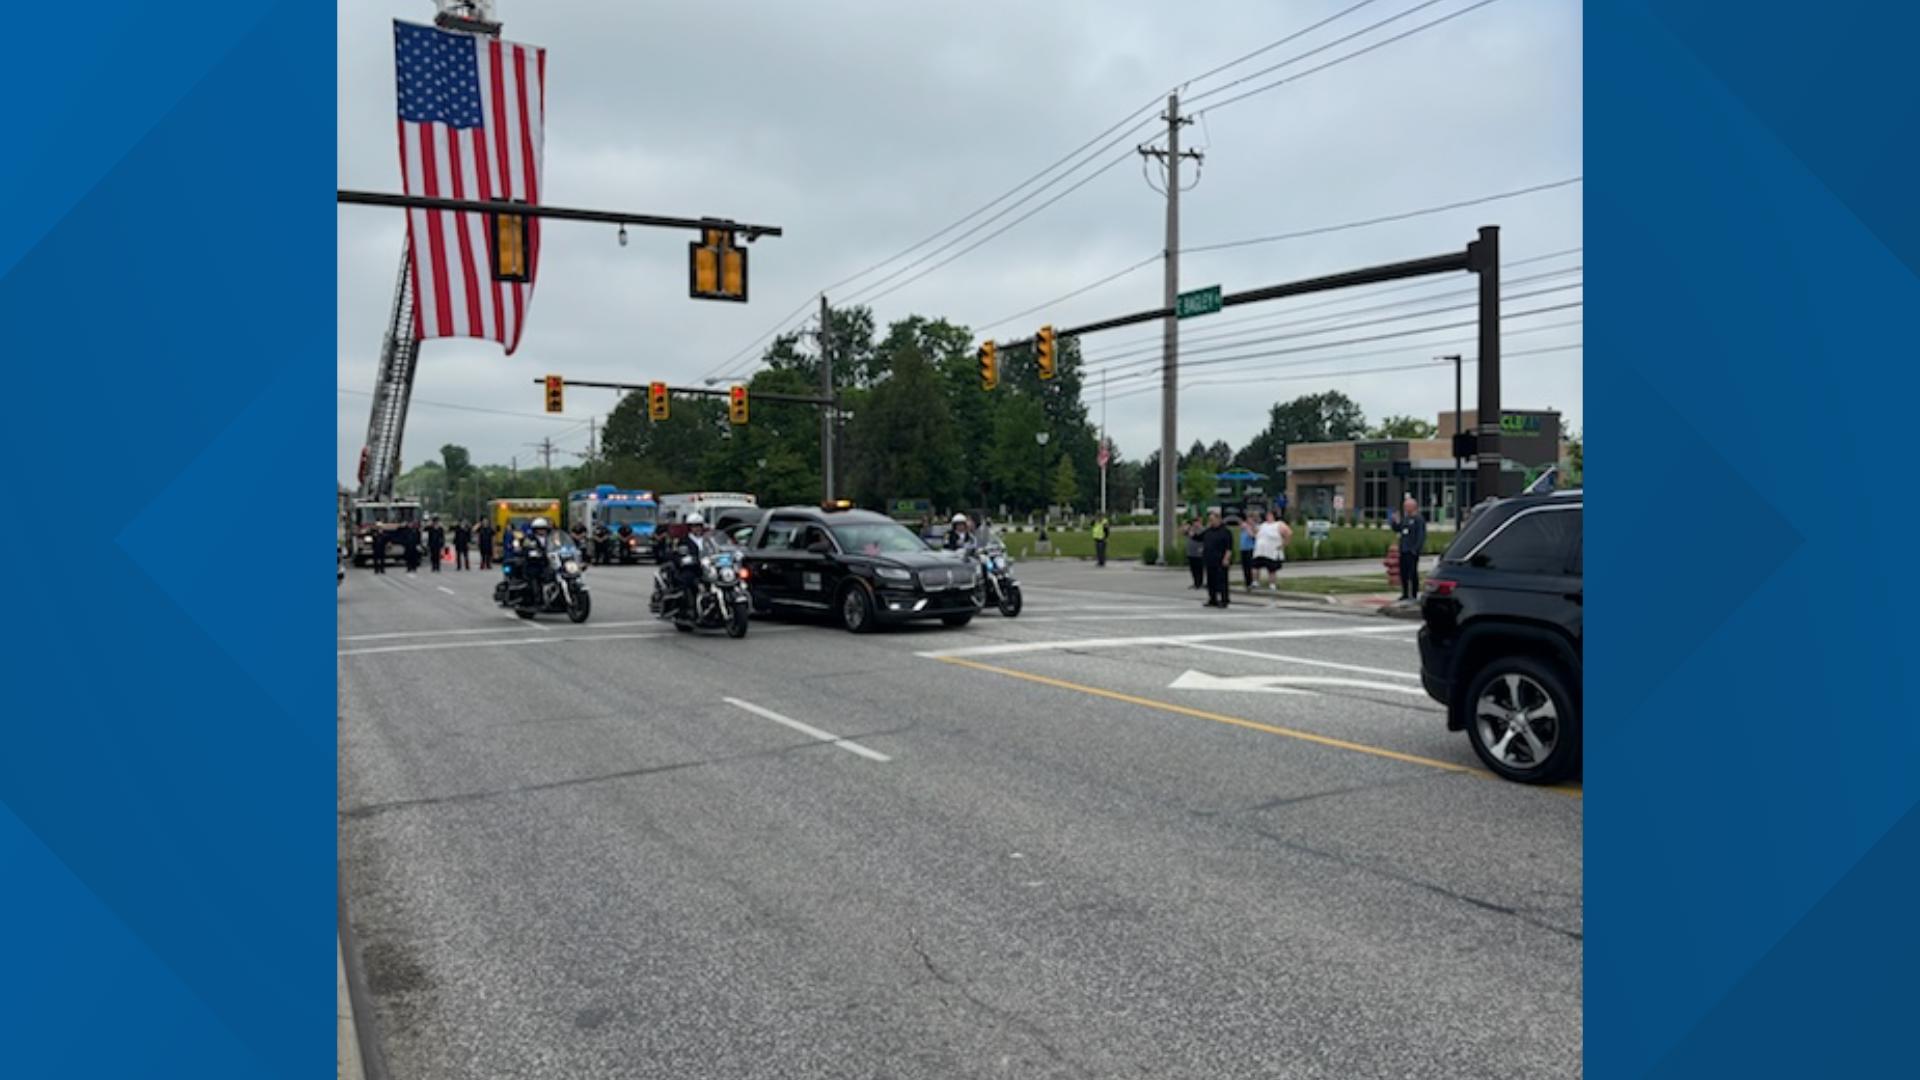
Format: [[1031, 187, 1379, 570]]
[[685, 512, 706, 528], [951, 513, 968, 526], [531, 517, 551, 530]]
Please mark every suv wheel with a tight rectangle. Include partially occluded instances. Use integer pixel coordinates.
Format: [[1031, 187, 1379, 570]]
[[1462, 657, 1580, 784]]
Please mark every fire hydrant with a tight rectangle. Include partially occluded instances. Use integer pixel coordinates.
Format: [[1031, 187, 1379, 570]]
[[1384, 548, 1401, 591]]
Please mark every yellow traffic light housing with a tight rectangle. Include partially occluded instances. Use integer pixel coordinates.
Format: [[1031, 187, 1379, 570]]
[[1035, 325, 1057, 381], [979, 341, 998, 391], [491, 203, 531, 282], [728, 384, 750, 425], [648, 381, 670, 422], [543, 374, 564, 413], [690, 227, 749, 302]]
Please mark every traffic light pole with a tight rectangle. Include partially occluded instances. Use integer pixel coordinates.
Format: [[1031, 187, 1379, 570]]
[[337, 190, 784, 241], [986, 230, 1505, 537], [531, 377, 834, 407]]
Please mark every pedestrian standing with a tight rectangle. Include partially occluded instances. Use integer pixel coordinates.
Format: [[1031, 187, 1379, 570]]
[[477, 519, 495, 570], [401, 522, 421, 574], [1253, 509, 1292, 593], [1394, 495, 1426, 600], [1092, 515, 1110, 567], [425, 517, 446, 574], [1201, 510, 1235, 608], [1238, 515, 1257, 591], [1185, 518, 1205, 590], [371, 527, 388, 575], [453, 520, 472, 570]]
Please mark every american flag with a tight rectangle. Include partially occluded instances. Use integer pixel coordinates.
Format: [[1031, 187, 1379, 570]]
[[393, 20, 545, 355]]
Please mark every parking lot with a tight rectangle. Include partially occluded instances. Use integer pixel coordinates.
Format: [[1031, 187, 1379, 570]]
[[340, 558, 1581, 1079]]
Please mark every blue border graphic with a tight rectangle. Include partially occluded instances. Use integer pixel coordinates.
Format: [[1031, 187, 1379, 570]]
[[1588, 2, 1920, 1076], [0, 1, 334, 1075]]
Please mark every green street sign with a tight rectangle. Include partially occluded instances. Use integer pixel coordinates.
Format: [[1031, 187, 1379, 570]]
[[1175, 285, 1222, 319]]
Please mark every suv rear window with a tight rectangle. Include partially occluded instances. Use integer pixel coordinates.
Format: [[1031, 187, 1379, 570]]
[[1465, 507, 1580, 574]]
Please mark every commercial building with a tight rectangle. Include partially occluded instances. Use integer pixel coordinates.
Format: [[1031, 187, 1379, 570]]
[[1284, 409, 1566, 524]]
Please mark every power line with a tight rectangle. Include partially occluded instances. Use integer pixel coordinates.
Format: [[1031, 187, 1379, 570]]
[[1081, 268, 1581, 367], [851, 150, 1140, 309], [1187, 0, 1451, 106], [1181, 0, 1391, 89], [1193, 0, 1508, 118], [1097, 302, 1585, 386], [1103, 341, 1581, 404], [975, 252, 1161, 334], [1084, 285, 1583, 376], [1182, 177, 1581, 256]]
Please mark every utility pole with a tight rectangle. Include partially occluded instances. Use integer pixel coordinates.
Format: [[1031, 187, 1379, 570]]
[[1099, 369, 1108, 517], [1139, 91, 1202, 561], [1440, 353, 1463, 525], [819, 294, 836, 501]]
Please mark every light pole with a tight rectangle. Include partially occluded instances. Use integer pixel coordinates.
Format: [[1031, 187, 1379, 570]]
[[1036, 432, 1051, 527]]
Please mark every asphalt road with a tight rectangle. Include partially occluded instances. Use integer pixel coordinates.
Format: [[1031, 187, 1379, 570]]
[[339, 557, 1581, 1079]]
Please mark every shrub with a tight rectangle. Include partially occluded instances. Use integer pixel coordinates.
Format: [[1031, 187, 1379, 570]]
[[1141, 544, 1159, 566]]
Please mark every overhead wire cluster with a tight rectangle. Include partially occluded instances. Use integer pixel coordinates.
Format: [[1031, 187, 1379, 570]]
[[697, 0, 1519, 385]]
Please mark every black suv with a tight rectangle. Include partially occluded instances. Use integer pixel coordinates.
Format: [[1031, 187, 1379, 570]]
[[742, 506, 982, 632], [1418, 489, 1582, 784]]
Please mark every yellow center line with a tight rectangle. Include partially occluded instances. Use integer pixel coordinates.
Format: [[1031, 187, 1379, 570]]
[[934, 656, 1582, 799]]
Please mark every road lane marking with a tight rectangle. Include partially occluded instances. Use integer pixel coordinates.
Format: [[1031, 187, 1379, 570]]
[[932, 656, 1579, 799], [340, 626, 795, 656], [1173, 641, 1420, 680], [436, 586, 456, 596], [916, 623, 1417, 660], [723, 697, 891, 762], [343, 620, 657, 643]]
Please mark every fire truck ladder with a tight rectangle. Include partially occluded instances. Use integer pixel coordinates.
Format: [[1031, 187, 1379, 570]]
[[359, 242, 420, 500]]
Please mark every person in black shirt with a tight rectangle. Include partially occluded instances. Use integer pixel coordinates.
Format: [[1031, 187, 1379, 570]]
[[476, 520, 495, 569], [452, 520, 472, 570], [1200, 510, 1235, 608], [1394, 496, 1427, 600], [425, 518, 446, 573], [400, 523, 422, 574]]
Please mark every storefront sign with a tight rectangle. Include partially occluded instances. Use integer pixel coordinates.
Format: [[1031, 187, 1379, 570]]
[[1500, 413, 1545, 437]]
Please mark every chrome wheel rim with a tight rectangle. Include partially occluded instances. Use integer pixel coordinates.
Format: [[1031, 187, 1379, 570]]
[[843, 591, 865, 629], [1474, 672, 1559, 771]]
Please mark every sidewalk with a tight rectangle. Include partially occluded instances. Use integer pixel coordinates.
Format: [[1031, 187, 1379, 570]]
[[1018, 555, 1430, 618]]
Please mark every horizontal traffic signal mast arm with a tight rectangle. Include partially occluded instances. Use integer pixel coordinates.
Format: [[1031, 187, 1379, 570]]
[[990, 247, 1474, 349], [337, 190, 784, 241], [530, 377, 833, 407]]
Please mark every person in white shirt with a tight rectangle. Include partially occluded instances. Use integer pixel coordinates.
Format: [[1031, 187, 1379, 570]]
[[1252, 510, 1292, 593]]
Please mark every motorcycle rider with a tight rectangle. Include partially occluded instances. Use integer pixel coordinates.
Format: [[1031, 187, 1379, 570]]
[[944, 512, 980, 553], [664, 512, 716, 617], [513, 517, 560, 605]]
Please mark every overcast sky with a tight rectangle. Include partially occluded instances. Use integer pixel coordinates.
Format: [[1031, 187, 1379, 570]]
[[337, 0, 1581, 486]]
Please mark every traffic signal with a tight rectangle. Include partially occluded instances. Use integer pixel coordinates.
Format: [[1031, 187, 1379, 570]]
[[491, 202, 531, 282], [648, 381, 670, 422], [728, 383, 749, 425], [979, 340, 998, 391], [543, 374, 564, 414], [689, 227, 748, 302], [1035, 325, 1056, 381]]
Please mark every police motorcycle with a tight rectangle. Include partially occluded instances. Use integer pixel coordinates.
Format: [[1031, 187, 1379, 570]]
[[970, 529, 1022, 617], [648, 517, 750, 638], [946, 517, 1021, 618], [492, 519, 592, 623]]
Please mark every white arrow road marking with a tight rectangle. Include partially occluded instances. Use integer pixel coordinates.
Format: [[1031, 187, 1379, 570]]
[[917, 623, 1416, 660], [1172, 641, 1419, 680], [1168, 671, 1434, 696], [1168, 670, 1316, 695]]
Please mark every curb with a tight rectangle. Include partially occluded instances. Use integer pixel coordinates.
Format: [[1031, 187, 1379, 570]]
[[338, 882, 389, 1080]]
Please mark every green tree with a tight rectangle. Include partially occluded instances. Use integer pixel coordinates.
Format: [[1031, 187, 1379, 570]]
[[1369, 415, 1436, 439], [1249, 391, 1369, 467], [987, 395, 1048, 512], [600, 389, 726, 492], [1181, 462, 1216, 514], [844, 349, 960, 509], [1051, 454, 1079, 510], [1562, 431, 1583, 486]]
